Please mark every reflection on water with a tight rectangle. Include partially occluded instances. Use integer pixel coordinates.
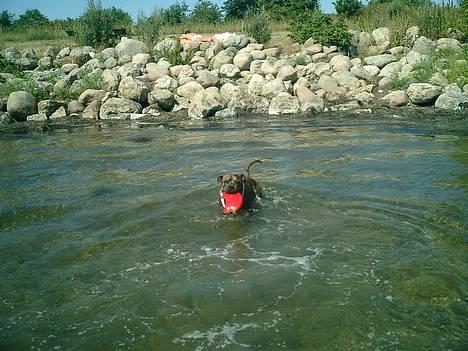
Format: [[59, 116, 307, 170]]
[[0, 116, 466, 350]]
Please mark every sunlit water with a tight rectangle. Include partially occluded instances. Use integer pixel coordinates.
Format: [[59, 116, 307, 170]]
[[1, 115, 467, 350]]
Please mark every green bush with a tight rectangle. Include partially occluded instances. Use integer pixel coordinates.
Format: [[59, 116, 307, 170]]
[[290, 11, 352, 48], [153, 40, 193, 66], [190, 0, 222, 23], [74, 0, 117, 47], [54, 70, 101, 100], [242, 8, 272, 45], [133, 9, 162, 48], [334, 0, 363, 17], [0, 78, 49, 100]]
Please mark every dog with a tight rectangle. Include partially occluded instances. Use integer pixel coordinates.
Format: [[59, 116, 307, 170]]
[[217, 160, 263, 213]]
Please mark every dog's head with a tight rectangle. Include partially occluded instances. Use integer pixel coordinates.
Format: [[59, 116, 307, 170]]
[[217, 174, 246, 193]]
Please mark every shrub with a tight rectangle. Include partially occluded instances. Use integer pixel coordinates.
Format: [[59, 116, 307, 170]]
[[190, 0, 223, 23], [161, 1, 189, 26], [290, 11, 352, 48], [74, 0, 116, 47], [15, 9, 49, 28], [334, 0, 363, 17], [0, 78, 49, 100], [133, 9, 163, 48], [54, 70, 102, 100], [242, 8, 272, 45], [223, 0, 258, 20], [153, 40, 193, 66]]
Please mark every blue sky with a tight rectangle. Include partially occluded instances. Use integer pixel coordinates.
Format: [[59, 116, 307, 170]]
[[1, 0, 337, 20]]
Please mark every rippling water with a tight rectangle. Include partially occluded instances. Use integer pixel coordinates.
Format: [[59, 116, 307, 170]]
[[0, 115, 467, 350]]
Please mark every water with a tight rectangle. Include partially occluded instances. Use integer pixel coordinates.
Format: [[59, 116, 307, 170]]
[[1, 115, 467, 350]]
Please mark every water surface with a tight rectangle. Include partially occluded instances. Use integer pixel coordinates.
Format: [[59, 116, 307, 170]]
[[1, 115, 467, 350]]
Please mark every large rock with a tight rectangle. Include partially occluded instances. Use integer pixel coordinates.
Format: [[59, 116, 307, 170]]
[[233, 52, 253, 71], [7, 91, 37, 121], [363, 54, 397, 68], [219, 64, 240, 78], [132, 53, 152, 66], [78, 89, 105, 105], [82, 100, 100, 119], [196, 70, 219, 88], [332, 71, 360, 90], [68, 100, 85, 114], [437, 38, 461, 51], [49, 106, 67, 120], [117, 63, 141, 78], [261, 61, 277, 76], [372, 27, 390, 48], [434, 83, 468, 110], [330, 55, 351, 71], [305, 44, 323, 55], [350, 65, 374, 82], [148, 89, 175, 111], [318, 75, 338, 92], [115, 38, 148, 59], [381, 90, 409, 107], [378, 62, 402, 78], [211, 48, 237, 70], [154, 75, 179, 92], [261, 79, 288, 98], [176, 81, 204, 101], [118, 76, 149, 103], [406, 50, 427, 65], [412, 36, 436, 55], [188, 87, 226, 119], [407, 83, 442, 105], [101, 69, 120, 91], [276, 66, 298, 83], [268, 93, 301, 115], [248, 74, 266, 95], [295, 86, 324, 112], [69, 47, 91, 66], [100, 97, 142, 117], [37, 99, 65, 117]]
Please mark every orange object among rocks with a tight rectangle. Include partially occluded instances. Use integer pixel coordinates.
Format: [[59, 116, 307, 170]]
[[179, 33, 213, 45]]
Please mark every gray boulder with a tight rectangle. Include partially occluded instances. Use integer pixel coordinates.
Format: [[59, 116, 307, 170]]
[[350, 65, 374, 82], [332, 71, 360, 90], [68, 100, 85, 114], [435, 83, 467, 110], [412, 36, 436, 55], [196, 70, 219, 88], [378, 62, 402, 78], [69, 47, 91, 66], [219, 64, 241, 78], [78, 89, 105, 105], [364, 54, 397, 68], [276, 66, 298, 83], [248, 74, 266, 95], [176, 81, 204, 101], [261, 79, 288, 98], [100, 97, 142, 118], [295, 86, 324, 112], [381, 90, 409, 107], [154, 75, 179, 92], [318, 75, 338, 92], [38, 99, 65, 117], [407, 83, 442, 105], [118, 76, 149, 103], [437, 38, 461, 51], [27, 113, 48, 122], [372, 27, 390, 49], [263, 47, 281, 58], [38, 57, 53, 70], [101, 69, 120, 92], [188, 87, 226, 119], [330, 55, 351, 71], [115, 38, 148, 59], [49, 106, 67, 120], [148, 89, 175, 111], [82, 100, 100, 119], [117, 63, 141, 78], [211, 48, 237, 69], [7, 91, 37, 121], [268, 93, 301, 115], [233, 52, 253, 71]]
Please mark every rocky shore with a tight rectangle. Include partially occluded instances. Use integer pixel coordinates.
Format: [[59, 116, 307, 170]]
[[0, 26, 467, 126]]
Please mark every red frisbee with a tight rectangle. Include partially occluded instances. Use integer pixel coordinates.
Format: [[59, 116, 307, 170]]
[[220, 192, 244, 213]]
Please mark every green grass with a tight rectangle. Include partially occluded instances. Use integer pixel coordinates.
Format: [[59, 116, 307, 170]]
[[0, 77, 49, 100], [54, 70, 102, 101]]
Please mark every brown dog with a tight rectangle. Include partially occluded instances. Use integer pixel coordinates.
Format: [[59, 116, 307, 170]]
[[217, 160, 263, 213]]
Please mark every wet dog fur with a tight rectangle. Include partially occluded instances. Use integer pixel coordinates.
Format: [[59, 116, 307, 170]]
[[217, 160, 263, 210]]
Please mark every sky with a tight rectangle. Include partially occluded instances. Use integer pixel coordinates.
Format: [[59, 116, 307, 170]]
[[1, 0, 337, 20]]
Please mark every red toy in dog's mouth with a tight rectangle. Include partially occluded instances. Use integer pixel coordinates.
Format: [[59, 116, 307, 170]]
[[220, 192, 244, 213]]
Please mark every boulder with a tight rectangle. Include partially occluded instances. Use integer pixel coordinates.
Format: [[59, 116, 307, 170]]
[[233, 52, 253, 71], [115, 38, 148, 59], [364, 54, 397, 68], [318, 75, 338, 92], [437, 38, 461, 51], [407, 83, 442, 105], [154, 75, 179, 92], [263, 47, 281, 58], [261, 79, 288, 98], [211, 48, 237, 69], [435, 83, 467, 110], [69, 47, 91, 66], [132, 53, 152, 66], [372, 27, 390, 48], [332, 71, 360, 90], [43, 46, 59, 58], [100, 97, 142, 117], [7, 91, 37, 121], [27, 113, 48, 122], [350, 65, 374, 82], [68, 100, 85, 114], [62, 63, 79, 74], [330, 55, 351, 71], [196, 70, 219, 88], [118, 76, 149, 103], [261, 61, 277, 76], [406, 50, 427, 65], [148, 89, 175, 111], [248, 74, 266, 95], [268, 93, 301, 115], [78, 89, 105, 105], [276, 66, 298, 83], [101, 69, 120, 92], [381, 90, 409, 107], [305, 44, 323, 55], [38, 57, 53, 70], [188, 87, 226, 119], [49, 106, 67, 120], [176, 81, 204, 101], [429, 72, 448, 87], [117, 63, 141, 78], [295, 86, 324, 112], [104, 57, 118, 69], [412, 36, 436, 55], [378, 62, 402, 78], [219, 64, 241, 78], [37, 99, 65, 117]]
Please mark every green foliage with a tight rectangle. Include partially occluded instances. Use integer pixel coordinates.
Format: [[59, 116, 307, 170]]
[[74, 0, 118, 47], [107, 6, 133, 27], [0, 77, 49, 100], [334, 0, 363, 17], [133, 9, 163, 48], [0, 10, 14, 29], [54, 70, 102, 100], [258, 0, 320, 20], [294, 54, 308, 65], [0, 56, 25, 78], [223, 0, 258, 19], [393, 47, 468, 89], [161, 1, 189, 25], [153, 40, 194, 66], [191, 0, 223, 23], [15, 9, 49, 28], [242, 8, 272, 44], [290, 11, 352, 47]]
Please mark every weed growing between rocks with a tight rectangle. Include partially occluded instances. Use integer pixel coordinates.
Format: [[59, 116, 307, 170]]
[[153, 41, 194, 66], [0, 77, 48, 100], [242, 8, 272, 45]]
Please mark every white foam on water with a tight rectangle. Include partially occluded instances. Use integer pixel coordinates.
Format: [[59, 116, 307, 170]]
[[173, 322, 258, 349]]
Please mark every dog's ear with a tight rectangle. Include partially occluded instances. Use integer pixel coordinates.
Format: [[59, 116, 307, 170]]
[[217, 175, 223, 183]]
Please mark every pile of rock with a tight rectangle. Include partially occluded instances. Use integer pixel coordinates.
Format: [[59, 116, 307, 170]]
[[1, 28, 467, 123]]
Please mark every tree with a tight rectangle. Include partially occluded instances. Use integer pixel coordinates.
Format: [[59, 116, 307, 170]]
[[257, 0, 320, 20], [333, 0, 363, 17], [15, 9, 49, 27], [191, 0, 223, 23], [223, 0, 258, 19], [0, 10, 14, 29], [161, 1, 189, 25], [75, 0, 115, 47], [105, 6, 132, 27]]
